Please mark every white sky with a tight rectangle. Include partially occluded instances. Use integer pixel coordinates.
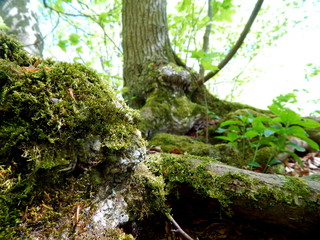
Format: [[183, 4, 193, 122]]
[[233, 12, 320, 115], [206, 1, 320, 115]]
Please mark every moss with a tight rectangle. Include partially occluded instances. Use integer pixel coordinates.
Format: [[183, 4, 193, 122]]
[[0, 32, 30, 66], [149, 133, 243, 167], [303, 174, 320, 182], [0, 33, 144, 238], [125, 163, 168, 220], [104, 228, 135, 240], [149, 133, 214, 155], [282, 176, 311, 205], [139, 90, 206, 138], [145, 153, 318, 212], [255, 146, 280, 165], [0, 49, 141, 169]]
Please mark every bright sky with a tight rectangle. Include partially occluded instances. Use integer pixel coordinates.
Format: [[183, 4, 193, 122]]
[[210, 1, 320, 116], [238, 18, 319, 114]]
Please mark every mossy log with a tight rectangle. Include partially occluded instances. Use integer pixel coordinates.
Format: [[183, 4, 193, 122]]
[[146, 153, 320, 235], [203, 161, 320, 231]]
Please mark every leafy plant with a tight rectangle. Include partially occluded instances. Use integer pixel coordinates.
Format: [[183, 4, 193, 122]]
[[216, 94, 320, 169]]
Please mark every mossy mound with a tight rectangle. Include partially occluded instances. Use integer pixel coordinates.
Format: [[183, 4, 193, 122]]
[[149, 133, 243, 167], [139, 90, 206, 138], [0, 52, 141, 171], [0, 34, 144, 238]]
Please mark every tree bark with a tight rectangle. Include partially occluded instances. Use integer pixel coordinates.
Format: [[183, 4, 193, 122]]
[[0, 0, 43, 56], [122, 0, 196, 110], [122, 0, 177, 108]]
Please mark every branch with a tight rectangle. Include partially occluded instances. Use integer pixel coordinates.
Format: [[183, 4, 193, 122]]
[[199, 0, 213, 79], [166, 213, 195, 240], [43, 0, 93, 19], [200, 0, 264, 85]]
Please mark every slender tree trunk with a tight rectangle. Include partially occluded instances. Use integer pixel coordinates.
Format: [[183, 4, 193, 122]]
[[0, 0, 43, 56]]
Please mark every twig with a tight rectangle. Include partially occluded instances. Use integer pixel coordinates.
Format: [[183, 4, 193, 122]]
[[166, 213, 195, 240], [200, 0, 264, 85]]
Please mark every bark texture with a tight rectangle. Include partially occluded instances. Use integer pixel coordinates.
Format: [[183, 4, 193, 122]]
[[122, 0, 173, 108], [122, 0, 193, 109], [0, 0, 43, 56]]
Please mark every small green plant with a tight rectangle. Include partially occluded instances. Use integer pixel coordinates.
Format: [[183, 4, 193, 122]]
[[216, 93, 320, 169]]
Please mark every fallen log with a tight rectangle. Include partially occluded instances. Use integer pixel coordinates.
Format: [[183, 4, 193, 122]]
[[146, 154, 320, 234]]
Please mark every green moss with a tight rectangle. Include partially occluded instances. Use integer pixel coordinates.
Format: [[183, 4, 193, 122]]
[[145, 153, 318, 211], [0, 54, 140, 170], [125, 163, 168, 219], [282, 177, 311, 205], [139, 90, 206, 137], [255, 146, 280, 165], [149, 133, 213, 154], [104, 228, 135, 240], [0, 32, 30, 66], [303, 174, 320, 182], [0, 33, 144, 238], [149, 133, 243, 166]]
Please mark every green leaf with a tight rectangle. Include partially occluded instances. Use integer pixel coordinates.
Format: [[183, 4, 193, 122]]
[[287, 141, 305, 152], [58, 39, 68, 52], [244, 130, 259, 138], [69, 33, 80, 46], [287, 125, 307, 138], [246, 161, 261, 168], [278, 109, 301, 126], [227, 132, 240, 142], [264, 129, 275, 137], [200, 59, 219, 71], [220, 120, 242, 127], [294, 118, 320, 128], [268, 159, 282, 166], [287, 151, 303, 166], [216, 127, 227, 133], [75, 46, 83, 53], [215, 136, 232, 141], [177, 0, 192, 12], [301, 137, 319, 151], [98, 12, 109, 23]]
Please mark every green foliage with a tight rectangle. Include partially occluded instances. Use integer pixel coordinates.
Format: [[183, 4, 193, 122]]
[[212, 0, 236, 22], [40, 0, 122, 89], [190, 49, 220, 71], [305, 63, 320, 80], [216, 94, 320, 169], [0, 17, 9, 30]]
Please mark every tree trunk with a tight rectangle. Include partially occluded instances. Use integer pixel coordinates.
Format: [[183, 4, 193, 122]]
[[0, 0, 43, 56], [122, 0, 193, 109]]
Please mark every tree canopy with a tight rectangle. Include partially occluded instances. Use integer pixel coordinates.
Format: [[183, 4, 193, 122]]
[[32, 0, 320, 114]]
